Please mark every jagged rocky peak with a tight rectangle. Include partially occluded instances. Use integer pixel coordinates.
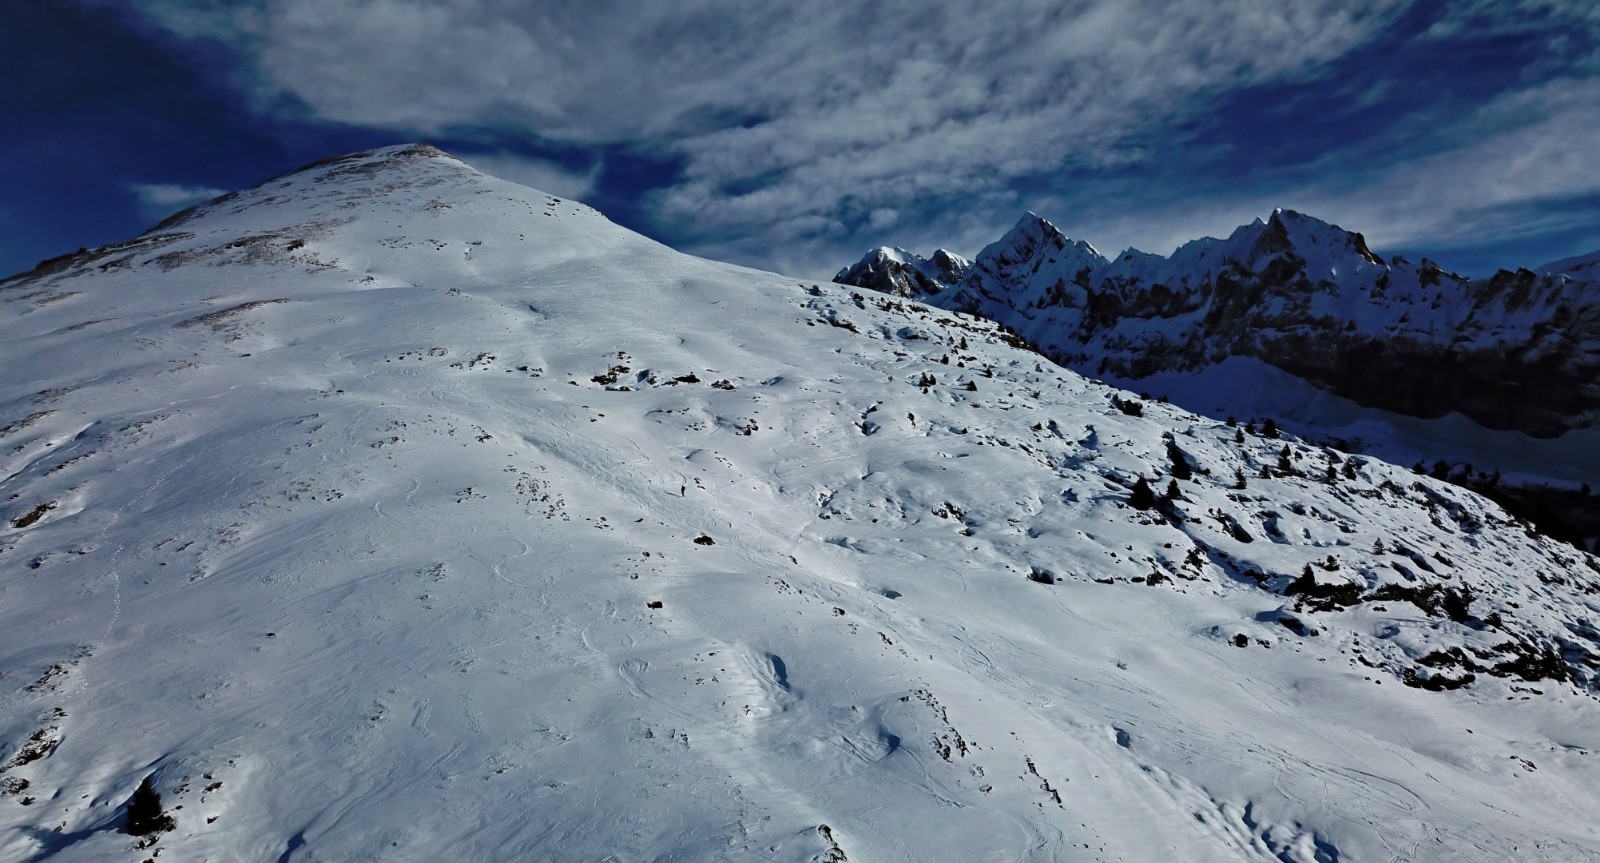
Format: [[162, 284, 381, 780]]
[[841, 207, 1402, 307], [835, 204, 1600, 440], [1162, 208, 1386, 279], [981, 211, 1106, 272], [1265, 208, 1385, 267], [833, 245, 970, 298], [993, 211, 1068, 256], [836, 212, 1113, 302], [925, 248, 970, 282], [944, 212, 1110, 310]]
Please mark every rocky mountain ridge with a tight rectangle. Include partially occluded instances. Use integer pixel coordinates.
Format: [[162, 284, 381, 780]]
[[838, 210, 1600, 440], [831, 245, 971, 298]]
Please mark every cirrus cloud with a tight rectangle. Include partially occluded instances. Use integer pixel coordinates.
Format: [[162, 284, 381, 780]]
[[108, 0, 1600, 276], [127, 181, 229, 221]]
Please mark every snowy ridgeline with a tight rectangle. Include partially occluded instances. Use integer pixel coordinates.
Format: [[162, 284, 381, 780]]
[[2, 145, 1599, 861]]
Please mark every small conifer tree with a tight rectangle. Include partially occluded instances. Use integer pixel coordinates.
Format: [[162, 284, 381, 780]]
[[1167, 440, 1193, 480], [1129, 477, 1157, 510], [126, 776, 175, 836]]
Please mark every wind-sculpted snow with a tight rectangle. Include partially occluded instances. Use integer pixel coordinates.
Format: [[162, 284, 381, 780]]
[[3, 145, 1600, 861]]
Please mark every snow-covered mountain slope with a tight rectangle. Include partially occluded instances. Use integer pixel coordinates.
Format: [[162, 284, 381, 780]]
[[838, 211, 1600, 446], [5, 145, 1600, 862], [1541, 250, 1600, 281]]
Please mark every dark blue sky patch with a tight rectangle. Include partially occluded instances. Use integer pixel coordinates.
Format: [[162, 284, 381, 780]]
[[1413, 191, 1600, 275], [586, 146, 693, 244], [0, 4, 387, 274], [1173, 5, 1569, 179]]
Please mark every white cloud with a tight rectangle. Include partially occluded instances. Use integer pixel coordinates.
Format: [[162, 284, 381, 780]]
[[941, 74, 1600, 270], [127, 182, 229, 221], [122, 0, 1600, 276], [1210, 78, 1600, 258], [457, 152, 599, 200], [129, 5, 1407, 159]]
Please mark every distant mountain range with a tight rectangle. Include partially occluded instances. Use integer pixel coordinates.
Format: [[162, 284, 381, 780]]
[[840, 209, 1600, 439], [839, 211, 1600, 546]]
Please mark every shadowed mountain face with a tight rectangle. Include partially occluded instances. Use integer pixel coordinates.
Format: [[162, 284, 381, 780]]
[[839, 210, 1600, 440]]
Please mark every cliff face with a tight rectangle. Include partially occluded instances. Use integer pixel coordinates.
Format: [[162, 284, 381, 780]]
[[840, 209, 1600, 438]]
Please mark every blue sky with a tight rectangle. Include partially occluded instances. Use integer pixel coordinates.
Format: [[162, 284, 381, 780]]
[[4, 1, 1597, 280]]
